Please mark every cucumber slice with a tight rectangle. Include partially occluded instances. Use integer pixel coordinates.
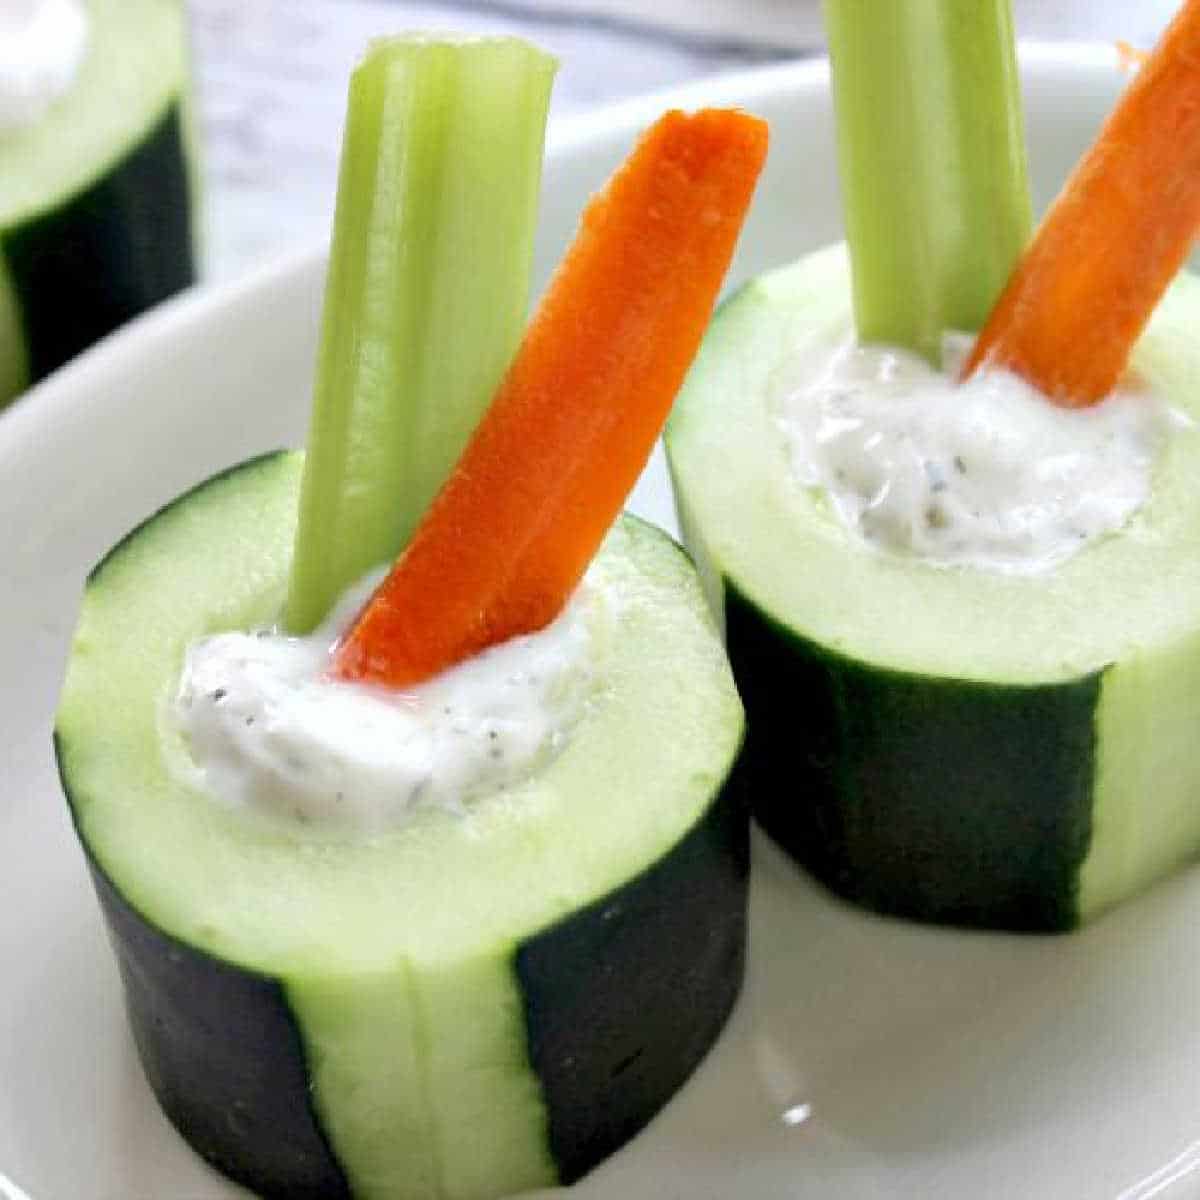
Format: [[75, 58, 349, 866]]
[[56, 453, 746, 1199], [286, 37, 556, 633], [0, 0, 195, 405], [665, 244, 1200, 931]]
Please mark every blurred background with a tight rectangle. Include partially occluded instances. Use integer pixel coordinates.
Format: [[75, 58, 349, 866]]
[[193, 0, 1180, 278]]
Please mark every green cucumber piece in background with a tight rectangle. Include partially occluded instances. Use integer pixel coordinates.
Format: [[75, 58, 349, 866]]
[[56, 452, 747, 1199], [0, 0, 195, 407], [665, 244, 1200, 933]]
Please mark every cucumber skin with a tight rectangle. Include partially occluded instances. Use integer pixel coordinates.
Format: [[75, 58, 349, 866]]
[[70, 808, 353, 1200], [3, 99, 194, 388], [518, 752, 747, 1183], [724, 582, 1101, 932], [56, 735, 746, 1197]]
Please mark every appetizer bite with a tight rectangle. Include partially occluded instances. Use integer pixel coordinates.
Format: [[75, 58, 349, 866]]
[[666, 0, 1200, 931], [0, 0, 195, 407], [55, 35, 765, 1200]]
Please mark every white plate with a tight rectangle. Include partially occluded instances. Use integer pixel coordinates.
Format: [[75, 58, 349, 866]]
[[2, 47, 1196, 1200]]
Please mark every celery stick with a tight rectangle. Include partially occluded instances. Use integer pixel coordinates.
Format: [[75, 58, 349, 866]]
[[286, 36, 556, 633], [823, 0, 1031, 364]]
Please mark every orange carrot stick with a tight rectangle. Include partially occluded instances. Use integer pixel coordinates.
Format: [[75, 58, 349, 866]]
[[332, 108, 768, 688], [962, 0, 1200, 407]]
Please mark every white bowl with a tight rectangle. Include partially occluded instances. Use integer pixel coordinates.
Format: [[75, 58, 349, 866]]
[[3, 45, 1195, 1200]]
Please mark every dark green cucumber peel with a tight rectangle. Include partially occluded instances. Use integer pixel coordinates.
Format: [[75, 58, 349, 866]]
[[58, 740, 747, 1197], [71, 831, 353, 1200], [724, 583, 1100, 932], [518, 757, 747, 1182], [3, 100, 194, 386]]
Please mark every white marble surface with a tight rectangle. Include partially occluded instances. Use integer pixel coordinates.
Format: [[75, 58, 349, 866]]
[[190, 0, 1180, 279]]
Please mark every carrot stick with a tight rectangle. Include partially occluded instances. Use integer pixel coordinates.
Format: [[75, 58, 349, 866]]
[[332, 108, 768, 688], [961, 0, 1200, 406]]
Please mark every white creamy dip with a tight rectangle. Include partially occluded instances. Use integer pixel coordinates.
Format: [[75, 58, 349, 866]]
[[0, 0, 89, 132], [774, 333, 1184, 574], [172, 570, 601, 835]]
